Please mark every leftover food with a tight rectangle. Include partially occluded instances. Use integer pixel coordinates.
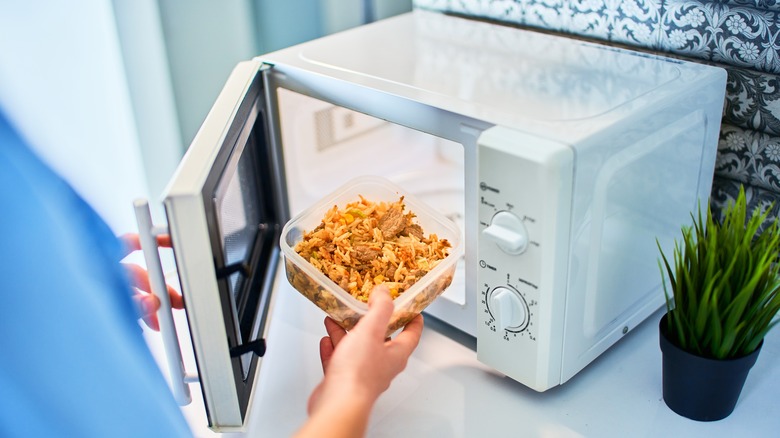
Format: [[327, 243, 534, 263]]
[[294, 196, 452, 303]]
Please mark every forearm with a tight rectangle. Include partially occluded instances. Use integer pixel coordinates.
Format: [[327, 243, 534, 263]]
[[297, 290, 422, 437], [294, 393, 375, 438]]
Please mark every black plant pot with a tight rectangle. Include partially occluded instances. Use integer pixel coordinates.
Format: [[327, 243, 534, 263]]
[[659, 314, 762, 421]]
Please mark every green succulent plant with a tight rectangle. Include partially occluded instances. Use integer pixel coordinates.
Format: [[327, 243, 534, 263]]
[[658, 186, 780, 359]]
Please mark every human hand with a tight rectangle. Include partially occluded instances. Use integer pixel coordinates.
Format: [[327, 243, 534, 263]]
[[307, 284, 424, 416], [119, 233, 184, 331]]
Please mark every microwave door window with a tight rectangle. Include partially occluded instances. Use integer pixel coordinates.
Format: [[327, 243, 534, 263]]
[[213, 129, 276, 380]]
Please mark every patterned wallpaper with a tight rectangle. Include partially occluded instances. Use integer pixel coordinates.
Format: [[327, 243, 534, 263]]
[[711, 177, 780, 228], [725, 67, 780, 135], [415, 0, 780, 220], [414, 0, 780, 73], [717, 124, 780, 193]]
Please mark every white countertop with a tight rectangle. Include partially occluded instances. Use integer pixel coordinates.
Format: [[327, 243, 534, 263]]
[[153, 275, 779, 437]]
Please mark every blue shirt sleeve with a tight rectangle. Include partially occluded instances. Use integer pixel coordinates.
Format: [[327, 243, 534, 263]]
[[0, 111, 191, 437]]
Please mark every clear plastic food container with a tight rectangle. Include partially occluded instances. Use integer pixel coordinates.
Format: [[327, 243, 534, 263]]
[[280, 175, 463, 335]]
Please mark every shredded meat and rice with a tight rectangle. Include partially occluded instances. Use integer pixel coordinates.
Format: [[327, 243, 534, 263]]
[[294, 195, 451, 302]]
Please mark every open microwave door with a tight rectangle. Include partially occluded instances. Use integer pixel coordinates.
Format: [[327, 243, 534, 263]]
[[163, 60, 287, 431]]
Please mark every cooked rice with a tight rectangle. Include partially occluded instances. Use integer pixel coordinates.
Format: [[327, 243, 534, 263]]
[[295, 195, 451, 302]]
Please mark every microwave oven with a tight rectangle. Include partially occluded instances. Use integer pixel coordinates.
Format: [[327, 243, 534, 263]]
[[134, 10, 726, 432]]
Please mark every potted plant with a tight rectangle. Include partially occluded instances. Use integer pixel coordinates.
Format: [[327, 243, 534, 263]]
[[657, 186, 780, 421]]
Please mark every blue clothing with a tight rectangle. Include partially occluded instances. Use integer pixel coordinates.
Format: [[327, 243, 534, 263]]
[[0, 111, 191, 437]]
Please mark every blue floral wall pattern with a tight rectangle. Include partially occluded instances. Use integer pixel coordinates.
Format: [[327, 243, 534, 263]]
[[725, 68, 780, 135], [415, 1, 780, 73], [415, 0, 780, 222], [718, 124, 780, 192]]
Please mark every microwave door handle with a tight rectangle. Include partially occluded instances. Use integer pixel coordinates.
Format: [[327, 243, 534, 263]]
[[133, 199, 196, 406]]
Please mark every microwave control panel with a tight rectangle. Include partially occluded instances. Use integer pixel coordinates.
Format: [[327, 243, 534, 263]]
[[475, 126, 573, 392]]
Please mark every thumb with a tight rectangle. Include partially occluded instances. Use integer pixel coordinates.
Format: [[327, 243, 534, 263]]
[[355, 285, 393, 340]]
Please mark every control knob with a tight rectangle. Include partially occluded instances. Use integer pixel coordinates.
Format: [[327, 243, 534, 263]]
[[488, 286, 529, 331], [482, 211, 528, 255]]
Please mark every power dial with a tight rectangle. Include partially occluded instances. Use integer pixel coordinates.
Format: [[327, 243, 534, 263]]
[[487, 286, 530, 332], [482, 211, 528, 255]]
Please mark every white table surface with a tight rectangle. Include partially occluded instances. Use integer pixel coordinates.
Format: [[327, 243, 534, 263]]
[[151, 269, 780, 438]]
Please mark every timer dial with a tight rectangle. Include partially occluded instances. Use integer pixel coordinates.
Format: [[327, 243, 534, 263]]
[[482, 211, 528, 255], [487, 286, 529, 332]]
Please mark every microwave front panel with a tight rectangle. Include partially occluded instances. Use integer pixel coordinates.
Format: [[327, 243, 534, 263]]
[[164, 60, 283, 430], [475, 126, 574, 392]]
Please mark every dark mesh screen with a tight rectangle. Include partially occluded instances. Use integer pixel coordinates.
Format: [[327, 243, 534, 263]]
[[217, 141, 262, 306]]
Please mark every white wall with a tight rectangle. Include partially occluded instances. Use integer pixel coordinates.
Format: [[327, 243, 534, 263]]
[[0, 0, 148, 235], [0, 0, 414, 237], [112, 0, 183, 217], [157, 0, 258, 148]]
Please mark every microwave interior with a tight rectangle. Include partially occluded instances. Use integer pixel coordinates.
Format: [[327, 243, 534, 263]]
[[276, 87, 468, 307]]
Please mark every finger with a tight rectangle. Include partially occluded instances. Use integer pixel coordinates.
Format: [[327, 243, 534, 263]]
[[390, 314, 424, 357], [119, 233, 141, 257], [143, 314, 160, 331], [368, 284, 392, 307], [125, 263, 152, 291], [125, 264, 184, 309], [155, 234, 172, 248], [319, 336, 335, 373], [323, 317, 347, 347], [354, 285, 394, 340], [118, 233, 172, 257], [168, 288, 184, 309], [133, 293, 161, 316], [133, 294, 161, 331]]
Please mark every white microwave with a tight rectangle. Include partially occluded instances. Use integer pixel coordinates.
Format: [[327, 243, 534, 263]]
[[134, 10, 726, 432]]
